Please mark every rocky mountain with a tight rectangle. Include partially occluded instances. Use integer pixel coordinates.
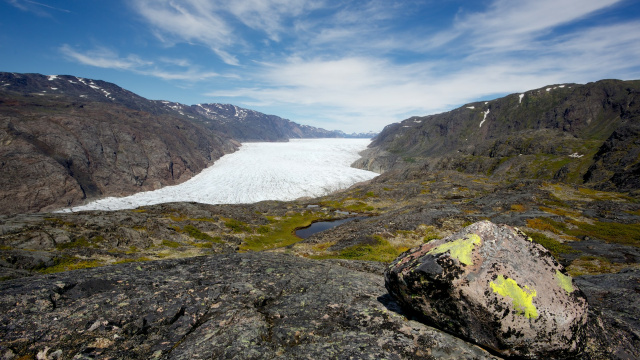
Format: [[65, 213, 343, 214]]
[[0, 72, 239, 214], [153, 101, 348, 141], [354, 79, 640, 192]]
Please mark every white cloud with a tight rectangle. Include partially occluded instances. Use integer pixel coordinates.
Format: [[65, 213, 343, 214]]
[[130, 0, 324, 65], [57, 0, 640, 133], [6, 0, 70, 16], [446, 0, 622, 51], [60, 45, 220, 81]]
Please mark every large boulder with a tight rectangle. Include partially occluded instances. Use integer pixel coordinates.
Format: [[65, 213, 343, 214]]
[[385, 220, 589, 359]]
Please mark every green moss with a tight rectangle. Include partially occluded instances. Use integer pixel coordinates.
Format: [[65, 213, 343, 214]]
[[313, 235, 404, 263], [566, 220, 640, 247], [38, 257, 103, 274], [223, 218, 251, 233], [114, 256, 151, 264], [55, 237, 95, 250], [490, 275, 539, 319], [161, 239, 182, 248], [257, 225, 271, 234], [555, 270, 574, 293], [193, 242, 213, 249], [427, 234, 481, 266], [182, 225, 222, 243], [241, 213, 327, 251], [527, 232, 578, 257]]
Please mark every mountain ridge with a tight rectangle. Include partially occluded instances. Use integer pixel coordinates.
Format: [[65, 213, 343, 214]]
[[353, 79, 640, 192], [0, 72, 374, 142]]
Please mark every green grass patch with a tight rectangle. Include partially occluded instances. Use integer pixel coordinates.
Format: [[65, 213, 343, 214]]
[[161, 239, 182, 248], [55, 237, 96, 250], [223, 218, 252, 233], [312, 236, 404, 263], [565, 220, 640, 247], [240, 213, 327, 251], [526, 217, 568, 234], [38, 257, 103, 274], [625, 209, 640, 216], [182, 225, 222, 243], [193, 242, 213, 249], [114, 256, 151, 264], [527, 231, 578, 258]]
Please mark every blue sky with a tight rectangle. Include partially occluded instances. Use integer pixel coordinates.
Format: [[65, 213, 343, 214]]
[[1, 0, 640, 133]]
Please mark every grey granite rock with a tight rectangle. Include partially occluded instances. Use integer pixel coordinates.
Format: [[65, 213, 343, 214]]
[[0, 252, 498, 360]]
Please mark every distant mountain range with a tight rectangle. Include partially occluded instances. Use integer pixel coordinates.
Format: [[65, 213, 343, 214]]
[[0, 72, 375, 214], [354, 79, 640, 192], [153, 101, 376, 141]]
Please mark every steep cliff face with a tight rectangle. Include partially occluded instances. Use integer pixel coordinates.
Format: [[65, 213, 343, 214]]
[[0, 73, 238, 214], [354, 79, 640, 192]]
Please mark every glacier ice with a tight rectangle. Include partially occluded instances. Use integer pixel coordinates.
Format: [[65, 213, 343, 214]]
[[59, 138, 378, 212]]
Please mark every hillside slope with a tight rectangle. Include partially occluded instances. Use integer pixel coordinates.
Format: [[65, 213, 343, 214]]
[[0, 73, 238, 214], [354, 79, 640, 192]]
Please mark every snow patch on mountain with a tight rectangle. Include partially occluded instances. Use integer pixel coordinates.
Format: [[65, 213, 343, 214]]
[[479, 109, 490, 128]]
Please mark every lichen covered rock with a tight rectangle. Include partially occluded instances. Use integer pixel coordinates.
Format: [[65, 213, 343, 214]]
[[385, 220, 589, 358]]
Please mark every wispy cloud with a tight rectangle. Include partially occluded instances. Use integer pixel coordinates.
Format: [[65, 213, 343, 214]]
[[130, 0, 324, 65], [6, 0, 70, 16], [204, 0, 640, 131], [60, 45, 220, 81]]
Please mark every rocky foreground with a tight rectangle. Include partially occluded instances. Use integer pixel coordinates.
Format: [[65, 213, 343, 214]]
[[1, 170, 640, 359], [0, 251, 638, 360]]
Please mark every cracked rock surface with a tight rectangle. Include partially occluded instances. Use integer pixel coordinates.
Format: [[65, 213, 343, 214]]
[[0, 252, 497, 360]]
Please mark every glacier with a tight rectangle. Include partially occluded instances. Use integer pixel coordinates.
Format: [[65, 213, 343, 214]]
[[60, 138, 378, 212]]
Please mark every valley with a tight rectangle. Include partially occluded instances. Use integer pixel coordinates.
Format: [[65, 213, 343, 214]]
[[1, 73, 639, 359]]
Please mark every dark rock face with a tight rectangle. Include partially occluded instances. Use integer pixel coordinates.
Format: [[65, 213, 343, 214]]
[[0, 92, 238, 214], [575, 269, 640, 360], [354, 80, 640, 192], [0, 252, 498, 360], [385, 221, 589, 359], [584, 121, 640, 192]]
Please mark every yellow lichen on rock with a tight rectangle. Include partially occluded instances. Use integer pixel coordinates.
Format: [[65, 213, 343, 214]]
[[490, 275, 539, 319], [427, 234, 481, 266], [555, 270, 575, 293]]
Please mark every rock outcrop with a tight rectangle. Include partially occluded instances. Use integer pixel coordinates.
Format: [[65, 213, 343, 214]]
[[385, 221, 589, 359], [0, 252, 498, 360]]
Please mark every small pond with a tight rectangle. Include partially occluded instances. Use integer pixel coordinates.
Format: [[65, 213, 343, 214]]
[[295, 217, 367, 239]]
